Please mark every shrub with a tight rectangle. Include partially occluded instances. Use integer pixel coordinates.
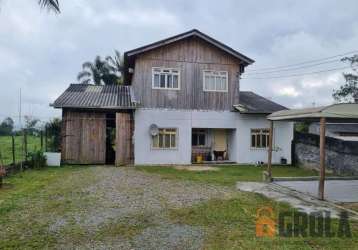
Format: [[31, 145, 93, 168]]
[[28, 151, 47, 169]]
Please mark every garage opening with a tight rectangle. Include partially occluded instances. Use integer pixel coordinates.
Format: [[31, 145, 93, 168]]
[[105, 113, 116, 164]]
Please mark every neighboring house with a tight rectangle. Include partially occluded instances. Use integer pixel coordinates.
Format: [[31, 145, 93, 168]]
[[309, 123, 358, 141], [52, 29, 293, 165]]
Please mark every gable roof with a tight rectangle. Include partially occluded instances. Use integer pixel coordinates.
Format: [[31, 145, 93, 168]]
[[234, 91, 287, 114], [51, 84, 137, 110], [124, 29, 254, 65]]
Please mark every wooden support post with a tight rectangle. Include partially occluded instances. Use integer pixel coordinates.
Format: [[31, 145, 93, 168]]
[[267, 120, 274, 181], [24, 130, 28, 161], [40, 130, 43, 151], [12, 134, 15, 166], [318, 117, 326, 200], [45, 127, 48, 152]]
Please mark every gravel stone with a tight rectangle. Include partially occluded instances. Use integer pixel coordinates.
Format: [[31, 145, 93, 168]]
[[49, 166, 235, 249]]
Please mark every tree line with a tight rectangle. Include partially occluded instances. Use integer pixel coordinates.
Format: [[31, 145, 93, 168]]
[[0, 116, 61, 138]]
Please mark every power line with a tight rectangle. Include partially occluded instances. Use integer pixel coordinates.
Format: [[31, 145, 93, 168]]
[[246, 50, 358, 72], [241, 65, 355, 80], [243, 58, 342, 75]]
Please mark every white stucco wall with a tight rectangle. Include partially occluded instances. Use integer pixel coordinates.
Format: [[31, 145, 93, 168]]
[[236, 114, 294, 164], [134, 109, 293, 165]]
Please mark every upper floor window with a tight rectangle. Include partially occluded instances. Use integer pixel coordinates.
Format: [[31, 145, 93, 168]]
[[203, 70, 228, 92], [152, 67, 180, 90]]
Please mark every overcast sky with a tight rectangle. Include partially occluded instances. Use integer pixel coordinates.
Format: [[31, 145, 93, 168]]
[[1, 0, 358, 124]]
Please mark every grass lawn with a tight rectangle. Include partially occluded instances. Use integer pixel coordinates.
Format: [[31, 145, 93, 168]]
[[168, 196, 358, 249], [0, 135, 42, 165], [0, 166, 124, 248], [0, 165, 356, 249], [136, 165, 320, 186]]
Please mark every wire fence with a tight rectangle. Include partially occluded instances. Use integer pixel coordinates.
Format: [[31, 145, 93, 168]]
[[0, 119, 61, 168]]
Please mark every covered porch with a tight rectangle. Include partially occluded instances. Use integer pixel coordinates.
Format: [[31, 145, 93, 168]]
[[266, 103, 358, 200], [191, 128, 236, 163]]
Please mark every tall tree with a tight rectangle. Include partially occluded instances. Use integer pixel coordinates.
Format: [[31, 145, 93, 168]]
[[106, 50, 124, 84], [333, 55, 358, 103], [38, 0, 60, 13], [77, 56, 104, 85], [77, 55, 122, 85], [24, 116, 40, 135], [0, 117, 14, 136]]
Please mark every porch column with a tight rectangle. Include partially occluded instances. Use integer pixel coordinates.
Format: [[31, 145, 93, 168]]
[[318, 117, 326, 200], [267, 120, 274, 181]]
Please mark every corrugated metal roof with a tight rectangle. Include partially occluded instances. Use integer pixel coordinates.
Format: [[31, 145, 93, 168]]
[[52, 84, 137, 109], [233, 91, 287, 114], [267, 103, 358, 121]]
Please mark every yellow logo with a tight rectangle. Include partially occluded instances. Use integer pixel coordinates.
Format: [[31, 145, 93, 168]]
[[256, 206, 276, 237]]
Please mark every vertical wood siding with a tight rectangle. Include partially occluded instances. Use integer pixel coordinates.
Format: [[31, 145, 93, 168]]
[[61, 110, 106, 164], [115, 113, 133, 165], [132, 37, 242, 110]]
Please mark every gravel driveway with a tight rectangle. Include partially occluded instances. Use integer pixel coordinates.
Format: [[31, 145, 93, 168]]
[[50, 166, 236, 249]]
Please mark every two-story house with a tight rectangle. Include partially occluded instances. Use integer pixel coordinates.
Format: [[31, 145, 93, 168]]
[[52, 29, 293, 165]]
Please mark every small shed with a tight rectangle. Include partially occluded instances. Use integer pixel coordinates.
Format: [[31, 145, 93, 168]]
[[266, 103, 358, 200], [51, 84, 137, 165]]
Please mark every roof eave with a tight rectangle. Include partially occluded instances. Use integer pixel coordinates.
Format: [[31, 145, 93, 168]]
[[52, 105, 137, 110]]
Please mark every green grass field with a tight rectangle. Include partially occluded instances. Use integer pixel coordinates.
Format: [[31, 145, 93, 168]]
[[136, 165, 320, 186], [0, 135, 42, 165]]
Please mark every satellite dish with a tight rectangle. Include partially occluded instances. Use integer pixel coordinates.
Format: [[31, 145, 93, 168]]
[[149, 124, 159, 136]]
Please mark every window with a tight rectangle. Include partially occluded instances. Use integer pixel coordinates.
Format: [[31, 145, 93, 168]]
[[251, 129, 270, 148], [203, 70, 228, 92], [192, 129, 206, 146], [152, 128, 177, 149], [152, 67, 180, 90]]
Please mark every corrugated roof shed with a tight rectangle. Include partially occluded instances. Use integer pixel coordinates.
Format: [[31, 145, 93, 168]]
[[52, 84, 137, 109], [234, 91, 287, 114]]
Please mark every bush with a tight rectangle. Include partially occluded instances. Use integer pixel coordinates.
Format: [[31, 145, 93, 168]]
[[28, 151, 47, 169]]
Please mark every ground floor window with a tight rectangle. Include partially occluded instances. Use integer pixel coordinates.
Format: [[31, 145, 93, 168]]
[[152, 128, 177, 149], [251, 128, 270, 148], [192, 129, 206, 146]]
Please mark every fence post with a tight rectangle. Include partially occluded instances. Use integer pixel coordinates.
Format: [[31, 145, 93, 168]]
[[12, 134, 15, 166], [24, 129, 28, 161], [40, 130, 43, 151], [45, 127, 48, 152]]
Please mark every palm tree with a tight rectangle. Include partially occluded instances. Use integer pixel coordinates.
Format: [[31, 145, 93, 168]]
[[38, 0, 60, 13], [77, 56, 106, 85], [106, 50, 124, 84]]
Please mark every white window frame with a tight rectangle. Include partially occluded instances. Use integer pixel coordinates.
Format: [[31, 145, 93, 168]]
[[203, 70, 228, 92], [151, 128, 178, 150], [250, 128, 270, 149], [152, 67, 180, 90]]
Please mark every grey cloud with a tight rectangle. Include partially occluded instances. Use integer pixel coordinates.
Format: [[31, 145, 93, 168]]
[[0, 0, 358, 123]]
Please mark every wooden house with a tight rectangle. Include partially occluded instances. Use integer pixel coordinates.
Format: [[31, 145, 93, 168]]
[[52, 29, 293, 165]]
